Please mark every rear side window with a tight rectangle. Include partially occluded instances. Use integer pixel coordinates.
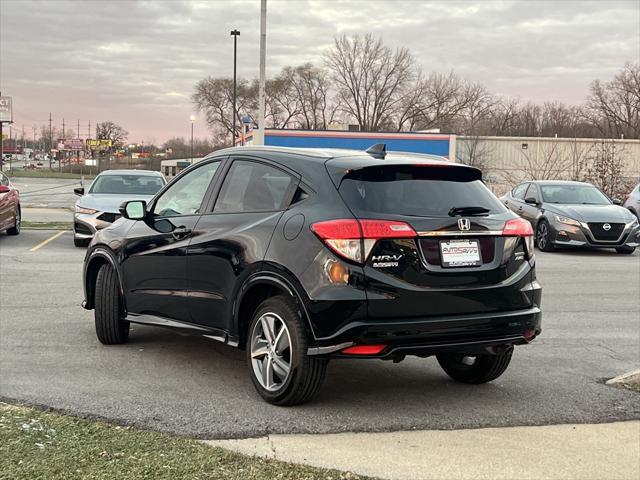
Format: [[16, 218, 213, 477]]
[[339, 166, 506, 218], [214, 160, 296, 213]]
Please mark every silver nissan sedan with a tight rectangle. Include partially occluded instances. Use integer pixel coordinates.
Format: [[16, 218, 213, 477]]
[[73, 169, 166, 247]]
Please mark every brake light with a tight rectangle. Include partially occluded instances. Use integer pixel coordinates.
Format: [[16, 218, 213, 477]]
[[311, 219, 416, 263], [503, 218, 534, 258], [341, 344, 387, 355]]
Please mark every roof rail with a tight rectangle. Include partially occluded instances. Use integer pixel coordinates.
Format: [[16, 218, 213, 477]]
[[365, 143, 386, 159]]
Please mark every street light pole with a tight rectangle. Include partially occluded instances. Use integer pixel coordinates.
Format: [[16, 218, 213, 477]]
[[230, 29, 240, 147], [190, 115, 195, 163]]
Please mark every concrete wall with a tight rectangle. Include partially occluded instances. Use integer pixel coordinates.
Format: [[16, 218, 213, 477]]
[[457, 136, 640, 194]]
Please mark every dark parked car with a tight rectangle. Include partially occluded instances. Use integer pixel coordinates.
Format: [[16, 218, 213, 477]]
[[623, 183, 640, 220], [0, 171, 20, 236], [82, 146, 542, 405], [501, 180, 639, 254]]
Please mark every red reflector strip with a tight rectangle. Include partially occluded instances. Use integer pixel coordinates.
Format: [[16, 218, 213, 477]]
[[341, 344, 387, 355]]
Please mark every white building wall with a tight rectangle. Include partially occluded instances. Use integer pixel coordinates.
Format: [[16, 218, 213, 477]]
[[457, 136, 640, 194]]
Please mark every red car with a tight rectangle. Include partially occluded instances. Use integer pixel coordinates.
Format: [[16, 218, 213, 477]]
[[0, 171, 20, 235]]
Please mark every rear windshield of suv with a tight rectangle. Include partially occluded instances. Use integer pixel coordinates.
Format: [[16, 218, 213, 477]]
[[339, 165, 506, 218]]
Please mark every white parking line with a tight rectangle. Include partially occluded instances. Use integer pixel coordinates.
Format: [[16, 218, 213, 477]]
[[30, 231, 67, 252]]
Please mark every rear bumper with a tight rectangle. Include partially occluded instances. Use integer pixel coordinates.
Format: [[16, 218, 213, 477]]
[[308, 305, 542, 357]]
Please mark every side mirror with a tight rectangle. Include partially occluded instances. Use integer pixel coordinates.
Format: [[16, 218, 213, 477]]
[[74, 187, 85, 196], [120, 200, 147, 220], [0, 185, 10, 193], [524, 197, 538, 205], [612, 198, 622, 206]]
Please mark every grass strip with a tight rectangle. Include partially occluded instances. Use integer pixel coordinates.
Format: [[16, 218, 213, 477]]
[[0, 403, 369, 480], [21, 221, 73, 231], [6, 170, 96, 180]]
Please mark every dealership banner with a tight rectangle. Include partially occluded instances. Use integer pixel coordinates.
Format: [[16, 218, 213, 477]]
[[86, 138, 112, 151], [0, 96, 12, 122], [57, 138, 85, 150]]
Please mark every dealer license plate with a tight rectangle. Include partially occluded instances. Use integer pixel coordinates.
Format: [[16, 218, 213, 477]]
[[440, 239, 481, 267]]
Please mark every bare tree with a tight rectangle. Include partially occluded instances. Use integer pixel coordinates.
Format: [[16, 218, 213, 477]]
[[96, 121, 128, 146], [281, 63, 340, 129], [587, 63, 640, 139], [586, 140, 630, 197], [325, 34, 415, 131]]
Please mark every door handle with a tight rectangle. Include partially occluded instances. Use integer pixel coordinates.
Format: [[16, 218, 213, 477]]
[[172, 226, 192, 240]]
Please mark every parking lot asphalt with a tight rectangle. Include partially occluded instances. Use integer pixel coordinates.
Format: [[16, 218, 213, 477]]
[[1, 229, 639, 439], [11, 177, 83, 209]]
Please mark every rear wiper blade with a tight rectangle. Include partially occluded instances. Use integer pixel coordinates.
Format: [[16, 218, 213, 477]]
[[448, 206, 491, 217]]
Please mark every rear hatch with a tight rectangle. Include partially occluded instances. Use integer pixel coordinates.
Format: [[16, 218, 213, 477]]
[[330, 161, 535, 319]]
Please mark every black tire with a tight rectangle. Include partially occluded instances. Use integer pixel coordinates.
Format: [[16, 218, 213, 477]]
[[615, 246, 636, 254], [437, 349, 513, 384], [74, 237, 90, 247], [94, 263, 129, 345], [536, 219, 555, 252], [6, 206, 20, 236], [246, 295, 327, 406]]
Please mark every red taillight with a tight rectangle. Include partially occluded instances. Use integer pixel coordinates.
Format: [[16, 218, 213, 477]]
[[311, 219, 416, 264], [360, 220, 416, 238], [341, 344, 387, 355], [502, 218, 534, 236], [503, 218, 534, 258]]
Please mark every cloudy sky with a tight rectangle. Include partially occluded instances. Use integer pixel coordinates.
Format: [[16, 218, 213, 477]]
[[1, 0, 638, 144]]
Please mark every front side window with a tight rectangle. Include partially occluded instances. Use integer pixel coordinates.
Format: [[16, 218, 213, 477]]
[[89, 174, 165, 195], [525, 184, 540, 202], [214, 160, 295, 213], [154, 161, 220, 216], [512, 183, 528, 199]]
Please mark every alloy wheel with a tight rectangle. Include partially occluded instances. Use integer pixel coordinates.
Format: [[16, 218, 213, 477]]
[[250, 312, 292, 392], [537, 222, 548, 249]]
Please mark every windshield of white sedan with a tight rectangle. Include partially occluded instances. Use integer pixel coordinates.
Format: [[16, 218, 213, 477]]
[[89, 175, 164, 195], [540, 185, 610, 205]]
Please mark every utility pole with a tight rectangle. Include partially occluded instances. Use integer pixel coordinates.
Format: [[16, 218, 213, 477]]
[[62, 118, 66, 172], [21, 125, 25, 164], [230, 29, 240, 146], [255, 0, 267, 146], [49, 112, 53, 170]]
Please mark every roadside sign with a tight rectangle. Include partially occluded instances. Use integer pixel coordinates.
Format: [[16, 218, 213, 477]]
[[85, 159, 97, 166], [0, 96, 13, 122], [86, 138, 112, 151], [57, 138, 85, 150]]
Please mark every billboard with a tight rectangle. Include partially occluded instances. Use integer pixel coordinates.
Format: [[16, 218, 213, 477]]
[[86, 139, 112, 151], [57, 138, 85, 150], [0, 96, 12, 123]]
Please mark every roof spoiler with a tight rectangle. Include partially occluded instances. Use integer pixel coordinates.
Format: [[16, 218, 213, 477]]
[[365, 143, 386, 159]]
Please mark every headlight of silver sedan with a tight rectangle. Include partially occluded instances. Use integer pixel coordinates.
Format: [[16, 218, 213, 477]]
[[75, 205, 98, 215], [554, 215, 581, 227]]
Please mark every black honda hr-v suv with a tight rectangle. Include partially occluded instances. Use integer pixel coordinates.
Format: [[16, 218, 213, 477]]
[[82, 145, 542, 405]]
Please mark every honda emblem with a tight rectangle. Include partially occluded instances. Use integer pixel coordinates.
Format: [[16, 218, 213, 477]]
[[458, 218, 471, 231]]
